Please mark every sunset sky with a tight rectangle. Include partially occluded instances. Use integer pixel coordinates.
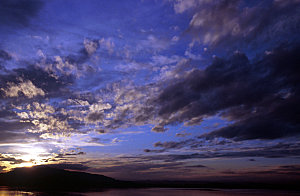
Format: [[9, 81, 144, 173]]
[[0, 0, 300, 181]]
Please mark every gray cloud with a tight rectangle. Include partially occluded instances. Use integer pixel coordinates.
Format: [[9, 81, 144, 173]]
[[152, 44, 300, 141], [46, 163, 90, 171], [0, 65, 73, 101], [78, 44, 300, 143], [0, 154, 25, 165], [0, 121, 34, 143], [0, 50, 11, 60], [0, 0, 43, 27], [186, 0, 300, 50], [146, 141, 300, 160]]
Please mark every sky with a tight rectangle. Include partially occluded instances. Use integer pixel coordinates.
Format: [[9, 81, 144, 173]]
[[0, 0, 300, 182]]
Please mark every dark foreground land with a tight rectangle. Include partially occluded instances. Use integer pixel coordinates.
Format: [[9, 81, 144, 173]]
[[0, 166, 299, 192]]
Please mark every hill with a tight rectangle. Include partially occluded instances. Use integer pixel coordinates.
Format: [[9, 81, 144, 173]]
[[0, 165, 123, 191]]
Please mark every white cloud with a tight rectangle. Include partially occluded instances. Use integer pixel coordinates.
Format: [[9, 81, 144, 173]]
[[151, 55, 181, 66], [171, 36, 180, 42], [89, 102, 112, 113], [184, 50, 202, 60], [2, 80, 45, 98], [139, 35, 169, 51], [99, 38, 115, 54], [84, 38, 99, 56], [173, 0, 197, 14], [172, 0, 211, 14]]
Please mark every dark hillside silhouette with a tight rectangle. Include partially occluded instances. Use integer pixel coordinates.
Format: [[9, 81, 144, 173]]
[[0, 166, 299, 191], [0, 166, 122, 191]]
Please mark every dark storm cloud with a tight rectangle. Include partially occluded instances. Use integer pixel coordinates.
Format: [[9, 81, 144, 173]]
[[0, 0, 43, 27], [153, 44, 300, 141], [187, 0, 300, 49], [201, 111, 299, 141]]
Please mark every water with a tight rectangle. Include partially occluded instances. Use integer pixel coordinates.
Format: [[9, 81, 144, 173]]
[[0, 186, 35, 196], [1, 187, 299, 196]]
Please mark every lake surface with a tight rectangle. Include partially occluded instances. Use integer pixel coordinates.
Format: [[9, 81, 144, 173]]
[[1, 187, 300, 196]]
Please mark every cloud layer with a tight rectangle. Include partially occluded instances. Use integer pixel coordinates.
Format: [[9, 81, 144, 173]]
[[0, 0, 299, 181]]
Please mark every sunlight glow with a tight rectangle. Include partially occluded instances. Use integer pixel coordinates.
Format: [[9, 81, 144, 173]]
[[15, 146, 52, 168]]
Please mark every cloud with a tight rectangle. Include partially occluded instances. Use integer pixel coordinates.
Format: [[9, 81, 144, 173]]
[[0, 0, 43, 27], [176, 131, 191, 137], [0, 165, 7, 172], [0, 153, 25, 164], [151, 55, 181, 66], [151, 125, 168, 133], [145, 141, 300, 160], [99, 38, 115, 55], [0, 65, 73, 100], [139, 35, 169, 52], [87, 158, 188, 180], [35, 40, 103, 79], [2, 80, 45, 98], [16, 101, 76, 140], [54, 150, 86, 160], [51, 56, 78, 76], [84, 38, 99, 56], [144, 138, 199, 153], [186, 164, 207, 168], [185, 0, 300, 49], [173, 0, 197, 14], [151, 44, 300, 140], [66, 43, 300, 142], [228, 165, 300, 179], [46, 163, 90, 171], [0, 50, 12, 60], [0, 121, 34, 144]]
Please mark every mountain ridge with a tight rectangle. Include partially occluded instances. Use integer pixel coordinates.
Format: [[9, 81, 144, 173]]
[[0, 165, 124, 191], [1, 165, 299, 191]]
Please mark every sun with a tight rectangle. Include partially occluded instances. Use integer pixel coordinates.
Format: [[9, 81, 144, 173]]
[[1, 145, 56, 171], [21, 146, 46, 160], [17, 146, 50, 167], [18, 162, 36, 168]]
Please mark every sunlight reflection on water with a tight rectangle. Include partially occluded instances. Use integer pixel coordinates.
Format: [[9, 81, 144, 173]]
[[1, 187, 300, 196], [0, 186, 34, 196]]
